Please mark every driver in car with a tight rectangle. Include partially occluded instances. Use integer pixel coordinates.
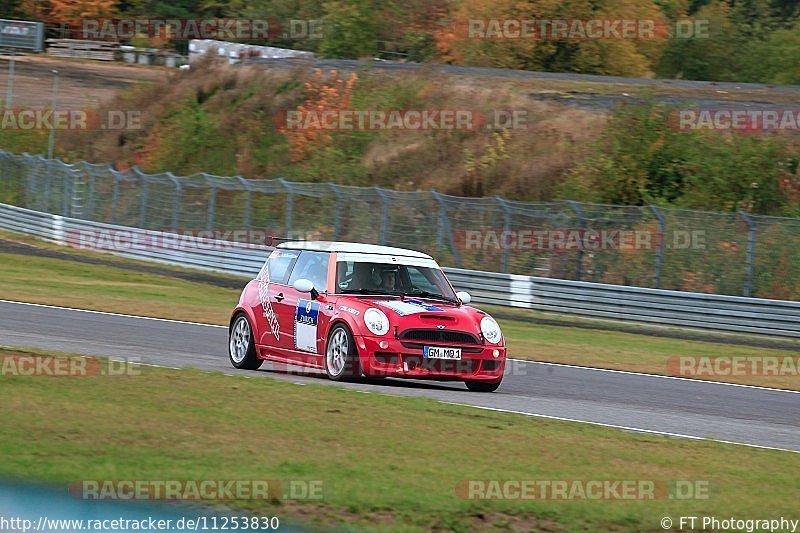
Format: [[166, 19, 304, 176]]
[[378, 268, 398, 290]]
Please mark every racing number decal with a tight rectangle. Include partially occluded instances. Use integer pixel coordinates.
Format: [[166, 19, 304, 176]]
[[377, 298, 442, 316], [295, 298, 320, 353]]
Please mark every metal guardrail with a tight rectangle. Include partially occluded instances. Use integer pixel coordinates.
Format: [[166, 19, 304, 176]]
[[2, 202, 799, 340], [46, 39, 118, 61], [0, 202, 267, 278]]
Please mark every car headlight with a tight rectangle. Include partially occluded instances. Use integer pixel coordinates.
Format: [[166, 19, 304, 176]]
[[480, 316, 502, 344], [364, 308, 390, 336]]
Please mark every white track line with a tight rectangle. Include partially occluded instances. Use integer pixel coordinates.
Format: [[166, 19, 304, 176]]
[[2, 299, 798, 396], [510, 359, 800, 395], [0, 299, 227, 328], [439, 401, 800, 454]]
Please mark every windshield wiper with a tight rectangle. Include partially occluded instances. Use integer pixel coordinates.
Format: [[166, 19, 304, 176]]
[[403, 290, 459, 305]]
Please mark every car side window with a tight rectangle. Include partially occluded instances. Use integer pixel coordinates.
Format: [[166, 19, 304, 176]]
[[259, 249, 300, 284], [287, 251, 329, 292]]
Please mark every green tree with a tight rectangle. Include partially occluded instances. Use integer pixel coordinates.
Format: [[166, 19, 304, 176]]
[[559, 101, 797, 215], [318, 0, 377, 58], [739, 23, 800, 84], [656, 1, 741, 80]]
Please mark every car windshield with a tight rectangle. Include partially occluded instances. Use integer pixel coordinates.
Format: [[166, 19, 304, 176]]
[[335, 261, 458, 303]]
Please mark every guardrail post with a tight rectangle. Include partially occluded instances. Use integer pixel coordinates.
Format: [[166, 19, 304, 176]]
[[234, 176, 252, 231], [61, 163, 70, 217], [206, 179, 217, 231], [329, 183, 343, 240], [431, 190, 463, 268], [134, 168, 148, 228], [649, 205, 666, 289], [37, 159, 46, 211], [68, 167, 83, 218], [168, 173, 181, 232], [432, 189, 445, 253], [22, 155, 33, 209], [279, 178, 294, 237], [86, 168, 96, 220], [496, 195, 511, 273], [110, 172, 120, 224], [374, 186, 389, 245], [739, 211, 757, 297], [566, 200, 586, 281]]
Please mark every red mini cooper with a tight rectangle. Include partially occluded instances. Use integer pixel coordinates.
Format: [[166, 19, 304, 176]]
[[228, 242, 506, 392]]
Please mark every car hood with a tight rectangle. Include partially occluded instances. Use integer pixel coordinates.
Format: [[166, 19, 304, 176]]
[[335, 295, 490, 335]]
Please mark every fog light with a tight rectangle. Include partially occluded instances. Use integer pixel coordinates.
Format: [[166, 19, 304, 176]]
[[379, 340, 389, 349], [492, 349, 500, 358]]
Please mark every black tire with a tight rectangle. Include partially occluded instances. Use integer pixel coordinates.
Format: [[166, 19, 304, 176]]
[[229, 313, 263, 370], [325, 324, 361, 381], [465, 379, 502, 393]]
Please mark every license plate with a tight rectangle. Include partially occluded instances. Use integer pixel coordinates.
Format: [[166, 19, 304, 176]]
[[423, 346, 462, 360]]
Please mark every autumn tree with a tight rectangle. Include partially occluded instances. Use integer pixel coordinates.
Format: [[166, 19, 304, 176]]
[[45, 0, 117, 24], [281, 69, 358, 162], [438, 0, 668, 77]]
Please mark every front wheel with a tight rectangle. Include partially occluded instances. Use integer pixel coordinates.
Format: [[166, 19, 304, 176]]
[[325, 324, 361, 381], [229, 314, 262, 370], [465, 379, 501, 393]]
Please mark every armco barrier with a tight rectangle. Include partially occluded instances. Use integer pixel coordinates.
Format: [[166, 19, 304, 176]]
[[2, 202, 799, 340]]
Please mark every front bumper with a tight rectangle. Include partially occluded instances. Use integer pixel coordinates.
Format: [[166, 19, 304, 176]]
[[355, 335, 506, 381]]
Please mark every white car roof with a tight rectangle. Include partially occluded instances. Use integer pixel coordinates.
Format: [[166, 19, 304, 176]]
[[277, 241, 433, 259]]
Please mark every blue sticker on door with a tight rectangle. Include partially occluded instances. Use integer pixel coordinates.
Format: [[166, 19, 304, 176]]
[[295, 298, 320, 353]]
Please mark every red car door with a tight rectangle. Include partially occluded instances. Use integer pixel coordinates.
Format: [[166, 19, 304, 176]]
[[254, 249, 299, 351], [275, 250, 332, 366]]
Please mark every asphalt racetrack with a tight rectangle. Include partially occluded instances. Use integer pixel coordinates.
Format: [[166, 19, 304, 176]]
[[1, 299, 797, 453]]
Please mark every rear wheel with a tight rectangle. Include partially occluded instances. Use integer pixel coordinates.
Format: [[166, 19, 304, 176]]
[[325, 324, 361, 381], [229, 314, 262, 370], [465, 379, 501, 393]]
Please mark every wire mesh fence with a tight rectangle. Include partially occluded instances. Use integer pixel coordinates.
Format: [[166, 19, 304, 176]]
[[1, 149, 799, 300]]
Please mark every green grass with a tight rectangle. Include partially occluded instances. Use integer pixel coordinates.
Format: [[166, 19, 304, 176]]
[[0, 348, 798, 532], [0, 250, 239, 325]]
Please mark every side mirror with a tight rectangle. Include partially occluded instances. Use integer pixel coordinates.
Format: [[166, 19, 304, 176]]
[[456, 291, 472, 305], [293, 278, 319, 299]]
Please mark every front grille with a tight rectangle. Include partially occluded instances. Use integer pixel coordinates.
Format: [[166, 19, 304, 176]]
[[398, 329, 479, 345]]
